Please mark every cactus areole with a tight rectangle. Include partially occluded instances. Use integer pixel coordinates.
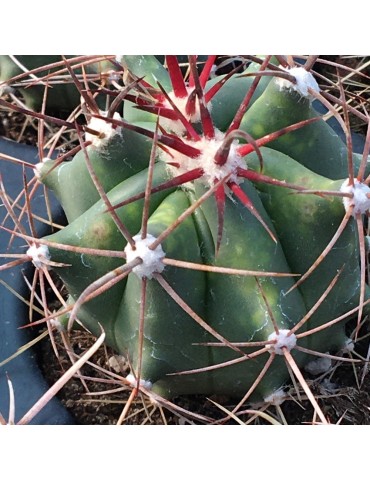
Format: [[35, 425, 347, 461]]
[[34, 56, 369, 404]]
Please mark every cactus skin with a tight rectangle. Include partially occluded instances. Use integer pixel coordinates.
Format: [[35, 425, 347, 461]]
[[37, 127, 152, 222], [240, 77, 365, 179], [43, 163, 172, 348], [247, 149, 368, 352], [36, 56, 369, 403], [123, 57, 273, 131], [116, 190, 212, 389], [0, 55, 118, 113]]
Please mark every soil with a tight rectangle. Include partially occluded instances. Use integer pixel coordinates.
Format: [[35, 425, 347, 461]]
[[2, 55, 370, 425], [36, 317, 370, 425], [0, 92, 40, 144], [313, 55, 370, 134]]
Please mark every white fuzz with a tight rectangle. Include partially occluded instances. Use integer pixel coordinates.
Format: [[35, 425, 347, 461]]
[[164, 89, 203, 122], [161, 88, 211, 135], [276, 66, 320, 97], [26, 244, 50, 269], [124, 234, 165, 279], [162, 130, 244, 187], [34, 157, 52, 179], [340, 178, 370, 215], [50, 317, 65, 333], [264, 388, 286, 406], [304, 355, 332, 375], [342, 337, 355, 353], [85, 110, 122, 148], [267, 329, 297, 355], [126, 373, 153, 390]]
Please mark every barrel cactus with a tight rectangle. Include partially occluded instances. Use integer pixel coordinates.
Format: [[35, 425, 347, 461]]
[[2, 55, 370, 423]]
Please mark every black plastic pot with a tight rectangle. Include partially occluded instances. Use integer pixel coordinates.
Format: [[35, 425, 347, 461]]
[[0, 137, 74, 424]]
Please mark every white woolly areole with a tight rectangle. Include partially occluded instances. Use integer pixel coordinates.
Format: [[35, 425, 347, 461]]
[[26, 244, 50, 269], [340, 178, 370, 215], [126, 373, 153, 390], [34, 157, 53, 180], [124, 234, 165, 279], [264, 388, 286, 406], [304, 355, 332, 376], [161, 88, 211, 134], [342, 337, 355, 353], [276, 67, 320, 97], [50, 317, 65, 333], [85, 110, 122, 148], [162, 130, 244, 187], [267, 329, 297, 355]]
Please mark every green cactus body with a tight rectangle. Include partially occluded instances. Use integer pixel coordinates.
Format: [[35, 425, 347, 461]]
[[46, 169, 310, 399], [33, 56, 368, 405], [240, 77, 364, 179], [116, 190, 212, 390], [204, 73, 271, 132], [37, 128, 152, 222], [122, 55, 173, 90], [247, 148, 370, 350], [186, 180, 308, 399], [122, 55, 272, 131], [43, 162, 172, 347]]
